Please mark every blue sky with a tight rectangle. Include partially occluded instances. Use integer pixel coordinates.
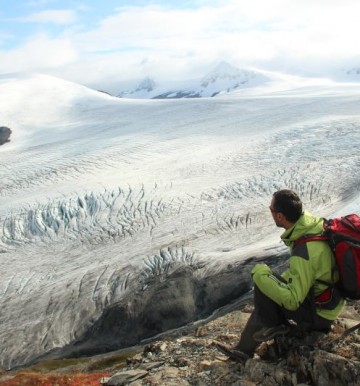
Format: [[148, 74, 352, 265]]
[[1, 0, 360, 91]]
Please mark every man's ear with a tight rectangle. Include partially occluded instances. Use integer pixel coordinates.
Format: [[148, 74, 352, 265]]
[[276, 211, 286, 225], [277, 212, 294, 230]]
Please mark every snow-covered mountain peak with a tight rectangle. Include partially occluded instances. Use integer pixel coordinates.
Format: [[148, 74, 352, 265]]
[[117, 61, 269, 99], [118, 77, 157, 97], [135, 77, 156, 92], [200, 61, 260, 93], [345, 67, 360, 75], [201, 61, 253, 83], [323, 67, 360, 83]]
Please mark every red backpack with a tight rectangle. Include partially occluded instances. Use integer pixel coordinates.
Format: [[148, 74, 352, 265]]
[[294, 214, 360, 299]]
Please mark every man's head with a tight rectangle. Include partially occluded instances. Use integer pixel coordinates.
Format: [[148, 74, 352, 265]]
[[270, 189, 303, 229]]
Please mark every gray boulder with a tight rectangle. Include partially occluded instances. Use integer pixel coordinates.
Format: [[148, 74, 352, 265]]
[[0, 127, 11, 145]]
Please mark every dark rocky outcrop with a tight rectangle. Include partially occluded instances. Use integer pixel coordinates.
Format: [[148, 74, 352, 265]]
[[51, 263, 253, 360], [101, 303, 360, 386], [0, 127, 11, 145]]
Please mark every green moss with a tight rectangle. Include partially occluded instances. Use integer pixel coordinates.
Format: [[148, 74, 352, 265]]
[[29, 357, 91, 372], [87, 350, 141, 371], [22, 349, 142, 374]]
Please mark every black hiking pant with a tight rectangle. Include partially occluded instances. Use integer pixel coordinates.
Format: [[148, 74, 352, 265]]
[[236, 284, 333, 355]]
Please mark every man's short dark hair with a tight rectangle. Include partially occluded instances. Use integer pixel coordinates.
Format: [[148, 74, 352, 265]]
[[272, 189, 303, 223]]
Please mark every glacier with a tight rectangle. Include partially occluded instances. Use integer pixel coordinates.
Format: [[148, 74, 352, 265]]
[[1, 73, 360, 369]]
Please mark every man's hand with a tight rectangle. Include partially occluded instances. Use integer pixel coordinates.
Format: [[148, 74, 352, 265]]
[[251, 263, 270, 277]]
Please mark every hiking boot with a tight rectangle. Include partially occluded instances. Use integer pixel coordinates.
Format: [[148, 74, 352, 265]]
[[212, 341, 250, 363], [253, 325, 290, 342]]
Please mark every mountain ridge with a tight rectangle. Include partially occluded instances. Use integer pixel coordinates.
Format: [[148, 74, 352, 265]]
[[117, 61, 270, 99]]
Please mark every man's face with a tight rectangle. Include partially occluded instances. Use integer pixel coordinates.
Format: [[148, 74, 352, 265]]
[[269, 197, 283, 228]]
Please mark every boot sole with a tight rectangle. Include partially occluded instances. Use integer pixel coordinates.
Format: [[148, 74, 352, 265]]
[[213, 342, 249, 362]]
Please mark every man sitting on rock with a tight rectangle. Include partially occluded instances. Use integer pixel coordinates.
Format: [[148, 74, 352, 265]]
[[215, 189, 345, 362]]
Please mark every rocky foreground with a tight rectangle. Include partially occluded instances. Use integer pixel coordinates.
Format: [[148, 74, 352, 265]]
[[1, 300, 359, 386]]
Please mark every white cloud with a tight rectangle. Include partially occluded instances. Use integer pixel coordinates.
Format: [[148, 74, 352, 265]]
[[0, 34, 78, 74], [72, 5, 218, 53], [2, 0, 360, 87], [71, 2, 360, 63], [18, 9, 77, 25]]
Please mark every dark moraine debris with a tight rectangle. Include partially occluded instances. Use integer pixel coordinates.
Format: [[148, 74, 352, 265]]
[[34, 263, 254, 363], [0, 127, 12, 145]]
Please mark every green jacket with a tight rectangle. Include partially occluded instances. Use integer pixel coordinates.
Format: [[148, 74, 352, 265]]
[[252, 211, 345, 321]]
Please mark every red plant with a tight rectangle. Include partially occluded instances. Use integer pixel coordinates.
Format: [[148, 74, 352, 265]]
[[0, 372, 111, 386]]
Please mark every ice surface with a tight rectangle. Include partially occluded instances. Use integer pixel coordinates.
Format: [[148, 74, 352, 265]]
[[1, 73, 360, 368]]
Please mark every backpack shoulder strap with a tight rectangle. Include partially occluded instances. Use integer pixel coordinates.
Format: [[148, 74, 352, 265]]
[[293, 233, 335, 288], [293, 234, 329, 248]]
